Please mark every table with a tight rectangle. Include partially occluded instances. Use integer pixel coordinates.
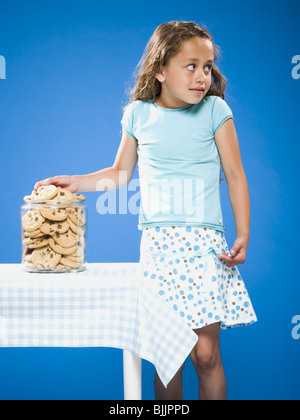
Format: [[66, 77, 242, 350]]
[[0, 263, 198, 400]]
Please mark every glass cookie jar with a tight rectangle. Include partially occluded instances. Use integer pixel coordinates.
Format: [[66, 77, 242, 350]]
[[21, 198, 87, 273]]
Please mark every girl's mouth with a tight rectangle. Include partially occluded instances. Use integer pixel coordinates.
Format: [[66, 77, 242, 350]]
[[190, 88, 204, 94]]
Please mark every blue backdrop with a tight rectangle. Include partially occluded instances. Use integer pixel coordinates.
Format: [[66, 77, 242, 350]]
[[0, 0, 299, 400]]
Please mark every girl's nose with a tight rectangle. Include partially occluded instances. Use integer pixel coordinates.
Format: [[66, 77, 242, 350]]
[[195, 69, 205, 83]]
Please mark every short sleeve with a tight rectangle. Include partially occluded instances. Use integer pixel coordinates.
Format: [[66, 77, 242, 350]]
[[212, 96, 233, 135], [121, 101, 137, 140]]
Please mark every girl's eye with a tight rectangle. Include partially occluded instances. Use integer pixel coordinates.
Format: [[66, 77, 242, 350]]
[[187, 64, 213, 71]]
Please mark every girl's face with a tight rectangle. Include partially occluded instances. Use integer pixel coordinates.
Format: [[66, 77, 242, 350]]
[[155, 37, 215, 109]]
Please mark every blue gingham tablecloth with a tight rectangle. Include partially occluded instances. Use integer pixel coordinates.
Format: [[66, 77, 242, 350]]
[[0, 263, 198, 387]]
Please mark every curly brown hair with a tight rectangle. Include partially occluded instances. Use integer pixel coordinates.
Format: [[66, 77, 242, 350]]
[[124, 21, 227, 109]]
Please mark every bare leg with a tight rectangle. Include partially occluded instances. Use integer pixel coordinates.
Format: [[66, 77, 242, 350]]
[[154, 361, 185, 400], [190, 322, 227, 400]]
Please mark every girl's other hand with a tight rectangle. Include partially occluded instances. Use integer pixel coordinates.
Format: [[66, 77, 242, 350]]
[[219, 236, 248, 268], [34, 175, 80, 193]]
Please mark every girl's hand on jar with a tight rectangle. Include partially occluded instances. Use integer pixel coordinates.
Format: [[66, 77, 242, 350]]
[[34, 175, 80, 193]]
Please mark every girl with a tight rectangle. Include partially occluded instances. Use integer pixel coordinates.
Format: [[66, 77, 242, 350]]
[[35, 21, 257, 400]]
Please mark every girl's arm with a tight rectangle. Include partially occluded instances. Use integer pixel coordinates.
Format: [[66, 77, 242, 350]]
[[34, 129, 138, 192], [214, 118, 250, 267]]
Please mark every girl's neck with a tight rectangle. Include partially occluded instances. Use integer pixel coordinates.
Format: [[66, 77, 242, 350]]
[[155, 95, 191, 110]]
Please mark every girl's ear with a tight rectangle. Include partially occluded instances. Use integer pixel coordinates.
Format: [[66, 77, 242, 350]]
[[155, 68, 165, 83]]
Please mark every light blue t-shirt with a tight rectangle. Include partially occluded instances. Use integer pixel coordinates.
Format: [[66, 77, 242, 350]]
[[121, 95, 233, 232]]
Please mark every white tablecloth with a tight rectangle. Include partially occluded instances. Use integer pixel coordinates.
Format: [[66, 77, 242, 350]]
[[0, 263, 198, 388]]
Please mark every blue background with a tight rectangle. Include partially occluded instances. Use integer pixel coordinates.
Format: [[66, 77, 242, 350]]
[[0, 0, 299, 400]]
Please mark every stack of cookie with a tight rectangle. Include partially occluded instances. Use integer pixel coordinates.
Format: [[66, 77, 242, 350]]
[[21, 185, 87, 272]]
